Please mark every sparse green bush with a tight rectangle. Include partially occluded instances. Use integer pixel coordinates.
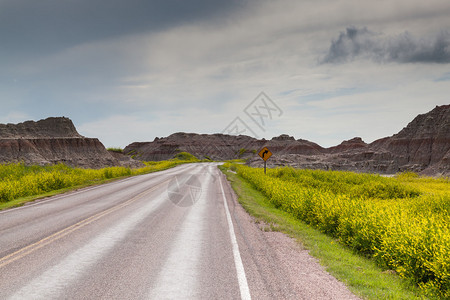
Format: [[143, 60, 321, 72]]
[[106, 147, 124, 153], [238, 148, 247, 157], [174, 152, 198, 161]]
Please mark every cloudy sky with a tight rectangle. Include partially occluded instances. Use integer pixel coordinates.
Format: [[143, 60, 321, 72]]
[[1, 0, 449, 148]]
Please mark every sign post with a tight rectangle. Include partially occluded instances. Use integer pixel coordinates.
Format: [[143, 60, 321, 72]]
[[258, 147, 272, 174]]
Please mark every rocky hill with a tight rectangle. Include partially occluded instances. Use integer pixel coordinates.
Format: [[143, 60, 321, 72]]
[[124, 132, 326, 161], [125, 105, 449, 176], [0, 117, 142, 168], [0, 117, 82, 138], [7, 106, 445, 174], [250, 105, 450, 175], [125, 133, 259, 161], [370, 105, 450, 175]]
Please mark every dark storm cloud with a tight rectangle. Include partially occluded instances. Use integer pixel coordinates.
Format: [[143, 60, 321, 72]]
[[322, 27, 450, 64], [0, 0, 240, 59]]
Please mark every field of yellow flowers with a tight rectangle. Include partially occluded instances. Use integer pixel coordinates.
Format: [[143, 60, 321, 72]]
[[0, 160, 185, 204], [234, 164, 449, 298]]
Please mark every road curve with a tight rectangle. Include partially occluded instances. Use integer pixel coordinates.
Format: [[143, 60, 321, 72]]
[[0, 163, 358, 299]]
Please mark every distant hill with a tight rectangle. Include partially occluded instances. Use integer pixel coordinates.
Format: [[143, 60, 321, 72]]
[[125, 105, 450, 176], [124, 133, 324, 162], [3, 105, 447, 175]]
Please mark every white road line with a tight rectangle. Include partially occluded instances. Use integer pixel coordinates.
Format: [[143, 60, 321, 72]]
[[149, 174, 211, 299], [219, 174, 252, 300], [8, 189, 167, 300]]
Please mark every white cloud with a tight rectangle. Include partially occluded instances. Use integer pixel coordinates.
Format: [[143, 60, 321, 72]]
[[3, 0, 450, 148]]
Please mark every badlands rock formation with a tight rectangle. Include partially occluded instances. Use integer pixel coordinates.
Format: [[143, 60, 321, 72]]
[[126, 105, 449, 175], [250, 105, 450, 175], [3, 105, 446, 175], [0, 117, 142, 168]]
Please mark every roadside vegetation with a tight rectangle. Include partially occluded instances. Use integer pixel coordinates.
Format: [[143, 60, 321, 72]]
[[224, 159, 246, 164], [0, 152, 200, 210], [173, 151, 198, 161], [106, 147, 124, 153], [221, 163, 449, 299]]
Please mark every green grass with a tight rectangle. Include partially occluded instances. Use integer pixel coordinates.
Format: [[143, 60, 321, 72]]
[[219, 165, 429, 300], [238, 148, 247, 157], [106, 147, 124, 153], [223, 159, 246, 164], [173, 151, 198, 161]]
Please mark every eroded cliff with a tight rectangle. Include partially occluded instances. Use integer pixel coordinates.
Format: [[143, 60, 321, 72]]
[[125, 105, 449, 176], [0, 117, 142, 168]]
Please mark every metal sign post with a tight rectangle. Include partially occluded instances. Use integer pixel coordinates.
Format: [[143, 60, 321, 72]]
[[258, 147, 272, 174]]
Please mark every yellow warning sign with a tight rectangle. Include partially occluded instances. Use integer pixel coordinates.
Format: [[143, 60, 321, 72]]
[[258, 147, 272, 161]]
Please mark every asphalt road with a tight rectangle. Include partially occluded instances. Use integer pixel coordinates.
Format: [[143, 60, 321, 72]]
[[0, 163, 358, 300]]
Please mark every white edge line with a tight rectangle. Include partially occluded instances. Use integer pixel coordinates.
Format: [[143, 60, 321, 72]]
[[219, 175, 252, 300]]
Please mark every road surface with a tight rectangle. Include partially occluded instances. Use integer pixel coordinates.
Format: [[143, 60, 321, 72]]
[[0, 163, 358, 299]]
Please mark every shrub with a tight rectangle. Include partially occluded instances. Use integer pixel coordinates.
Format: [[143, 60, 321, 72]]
[[174, 152, 198, 161], [106, 147, 124, 153]]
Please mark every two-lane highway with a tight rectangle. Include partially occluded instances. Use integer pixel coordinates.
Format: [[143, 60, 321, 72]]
[[0, 163, 359, 299]]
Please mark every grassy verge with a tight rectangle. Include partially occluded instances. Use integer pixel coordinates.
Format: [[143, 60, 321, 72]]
[[219, 165, 428, 300], [106, 147, 124, 153], [0, 159, 193, 211], [0, 180, 114, 210]]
